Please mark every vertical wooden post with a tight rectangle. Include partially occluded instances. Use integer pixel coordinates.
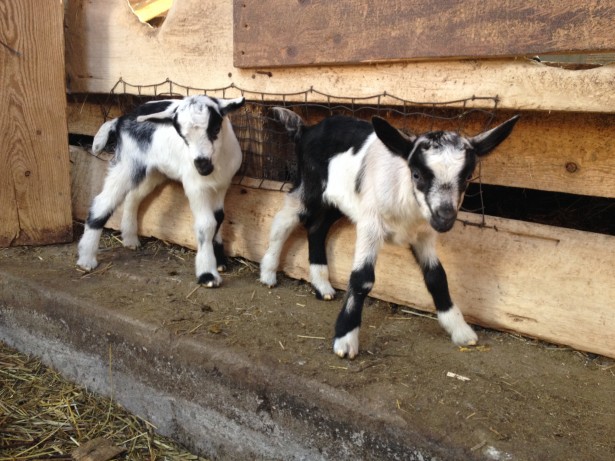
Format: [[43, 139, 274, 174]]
[[0, 0, 72, 247]]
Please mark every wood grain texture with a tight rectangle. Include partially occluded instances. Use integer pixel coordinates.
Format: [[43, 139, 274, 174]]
[[0, 0, 72, 246], [234, 0, 615, 67], [64, 0, 615, 113], [70, 146, 615, 359], [67, 100, 615, 199]]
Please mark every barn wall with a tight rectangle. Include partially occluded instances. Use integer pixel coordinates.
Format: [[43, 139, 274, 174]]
[[65, 0, 615, 113], [64, 0, 615, 357], [0, 0, 72, 247]]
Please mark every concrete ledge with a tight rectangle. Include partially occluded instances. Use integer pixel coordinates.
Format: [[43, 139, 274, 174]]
[[0, 246, 446, 460], [2, 243, 614, 461]]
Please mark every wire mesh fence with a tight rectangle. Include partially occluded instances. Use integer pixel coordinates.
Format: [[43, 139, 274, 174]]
[[98, 78, 502, 218]]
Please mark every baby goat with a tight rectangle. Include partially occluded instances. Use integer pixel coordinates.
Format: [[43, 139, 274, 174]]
[[261, 108, 519, 358], [77, 95, 245, 287]]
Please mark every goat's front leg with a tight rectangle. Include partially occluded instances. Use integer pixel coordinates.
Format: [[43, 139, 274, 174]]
[[411, 231, 478, 346], [333, 222, 382, 359], [186, 187, 222, 287]]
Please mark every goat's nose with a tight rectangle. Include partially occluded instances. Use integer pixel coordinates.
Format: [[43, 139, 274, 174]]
[[431, 206, 457, 232], [194, 157, 213, 176]]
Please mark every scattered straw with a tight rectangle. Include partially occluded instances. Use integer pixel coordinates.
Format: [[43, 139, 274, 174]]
[[0, 342, 209, 460]]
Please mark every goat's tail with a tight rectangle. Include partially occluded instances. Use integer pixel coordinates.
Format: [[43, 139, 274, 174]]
[[272, 107, 305, 141], [92, 118, 119, 154]]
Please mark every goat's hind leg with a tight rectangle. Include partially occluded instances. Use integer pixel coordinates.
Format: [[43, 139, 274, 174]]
[[259, 191, 302, 287], [121, 170, 165, 249], [411, 233, 478, 346], [306, 208, 341, 300], [77, 163, 134, 271]]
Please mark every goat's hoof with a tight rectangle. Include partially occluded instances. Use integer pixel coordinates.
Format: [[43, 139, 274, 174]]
[[259, 271, 277, 288], [122, 235, 141, 250], [76, 257, 98, 272], [333, 327, 360, 359], [197, 272, 222, 288], [451, 326, 479, 347], [315, 289, 336, 301], [217, 264, 227, 273]]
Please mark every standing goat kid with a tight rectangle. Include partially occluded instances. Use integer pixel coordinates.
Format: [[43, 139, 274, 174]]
[[77, 95, 244, 287], [260, 108, 519, 358]]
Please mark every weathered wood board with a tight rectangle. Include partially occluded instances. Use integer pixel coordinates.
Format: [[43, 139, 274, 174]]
[[70, 146, 615, 359], [66, 100, 615, 199], [64, 0, 615, 113], [0, 0, 72, 247], [234, 0, 615, 68]]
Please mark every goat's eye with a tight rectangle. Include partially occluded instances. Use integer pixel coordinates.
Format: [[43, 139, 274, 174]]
[[412, 170, 421, 181]]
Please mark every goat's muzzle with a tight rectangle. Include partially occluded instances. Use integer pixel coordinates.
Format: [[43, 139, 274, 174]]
[[194, 157, 214, 176], [430, 206, 457, 233]]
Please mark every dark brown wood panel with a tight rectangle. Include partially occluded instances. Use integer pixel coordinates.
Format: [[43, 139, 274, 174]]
[[234, 0, 615, 68], [0, 0, 72, 246]]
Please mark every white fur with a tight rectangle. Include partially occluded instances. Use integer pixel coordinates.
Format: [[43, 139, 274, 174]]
[[438, 305, 478, 346], [310, 264, 335, 300], [333, 327, 360, 359]]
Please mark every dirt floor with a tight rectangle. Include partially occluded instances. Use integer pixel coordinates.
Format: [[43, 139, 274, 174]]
[[1, 233, 614, 460]]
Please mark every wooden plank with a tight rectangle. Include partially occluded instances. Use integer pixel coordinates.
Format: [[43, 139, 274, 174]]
[[70, 146, 615, 359], [0, 0, 72, 247], [66, 100, 615, 199], [234, 0, 615, 68], [64, 0, 615, 113]]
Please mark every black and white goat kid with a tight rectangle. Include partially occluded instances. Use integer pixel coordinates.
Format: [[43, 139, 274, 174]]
[[77, 95, 244, 287], [260, 108, 519, 358]]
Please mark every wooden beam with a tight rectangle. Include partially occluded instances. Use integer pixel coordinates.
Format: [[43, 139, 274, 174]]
[[70, 146, 615, 359], [64, 0, 615, 113], [66, 100, 615, 199], [234, 0, 615, 68], [0, 0, 72, 247]]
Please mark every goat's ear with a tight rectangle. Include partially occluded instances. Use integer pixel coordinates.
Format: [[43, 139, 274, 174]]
[[218, 97, 245, 116], [136, 104, 178, 123], [372, 116, 415, 158], [470, 115, 520, 157]]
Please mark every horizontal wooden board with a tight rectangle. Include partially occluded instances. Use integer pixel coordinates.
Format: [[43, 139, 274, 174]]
[[64, 0, 615, 113], [66, 100, 615, 199], [70, 146, 615, 359], [234, 0, 615, 68], [0, 0, 72, 247]]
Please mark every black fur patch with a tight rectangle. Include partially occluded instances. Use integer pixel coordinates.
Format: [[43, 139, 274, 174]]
[[214, 209, 224, 236], [207, 110, 223, 142], [334, 263, 375, 337], [86, 210, 113, 230], [421, 260, 453, 312], [123, 120, 157, 151], [172, 113, 188, 145], [131, 164, 146, 186], [306, 208, 342, 265], [213, 241, 226, 268], [198, 273, 216, 285]]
